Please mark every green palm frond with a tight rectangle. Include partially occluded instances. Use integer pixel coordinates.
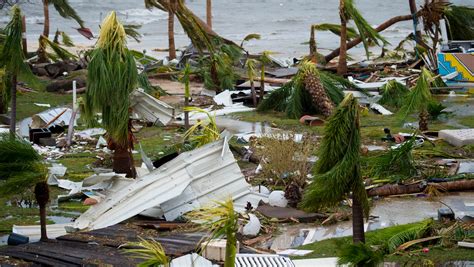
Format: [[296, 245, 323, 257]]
[[245, 58, 257, 83], [183, 107, 220, 147], [180, 63, 192, 98], [125, 237, 170, 267], [60, 31, 74, 47], [84, 11, 138, 146], [0, 134, 46, 196], [366, 138, 417, 182], [313, 23, 359, 40], [49, 0, 84, 28], [39, 35, 77, 61], [444, 5, 474, 40], [257, 81, 293, 112], [378, 80, 409, 110], [301, 94, 369, 217], [186, 198, 238, 267], [398, 68, 434, 121], [387, 219, 433, 253], [0, 5, 39, 89], [342, 0, 388, 59], [257, 64, 351, 118], [240, 33, 261, 47], [124, 24, 142, 43], [337, 243, 384, 267]]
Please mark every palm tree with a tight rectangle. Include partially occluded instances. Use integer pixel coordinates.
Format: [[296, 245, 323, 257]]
[[245, 58, 258, 106], [187, 198, 238, 267], [299, 61, 334, 117], [258, 51, 272, 102], [83, 12, 138, 178], [398, 68, 436, 132], [337, 0, 387, 75], [258, 64, 351, 119], [40, 0, 84, 38], [206, 0, 212, 29], [0, 5, 36, 134], [301, 94, 369, 243], [38, 0, 84, 62], [0, 134, 50, 241]]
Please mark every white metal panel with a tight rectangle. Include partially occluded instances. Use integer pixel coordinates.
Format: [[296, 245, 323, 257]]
[[235, 254, 295, 267], [73, 139, 268, 230], [130, 89, 175, 125], [13, 223, 73, 243]]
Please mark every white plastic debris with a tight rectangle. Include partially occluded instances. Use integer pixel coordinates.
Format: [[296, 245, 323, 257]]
[[242, 214, 261, 236], [213, 90, 233, 107], [269, 191, 288, 207]]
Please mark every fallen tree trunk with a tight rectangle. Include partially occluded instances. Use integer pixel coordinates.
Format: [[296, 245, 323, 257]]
[[324, 13, 419, 63], [367, 180, 474, 197]]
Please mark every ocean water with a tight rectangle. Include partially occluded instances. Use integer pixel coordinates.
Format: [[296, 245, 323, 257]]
[[1, 0, 472, 59]]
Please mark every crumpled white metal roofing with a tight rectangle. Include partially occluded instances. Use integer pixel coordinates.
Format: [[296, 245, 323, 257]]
[[130, 88, 175, 126], [235, 254, 295, 267], [73, 138, 268, 230]]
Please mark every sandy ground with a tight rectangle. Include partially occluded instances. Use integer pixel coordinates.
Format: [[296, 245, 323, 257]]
[[150, 78, 210, 106]]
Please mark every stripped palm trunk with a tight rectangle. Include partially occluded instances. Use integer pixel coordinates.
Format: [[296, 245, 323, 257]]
[[9, 75, 17, 135], [352, 194, 366, 243], [304, 72, 333, 117], [259, 64, 265, 102], [309, 25, 318, 62], [34, 181, 50, 241], [113, 144, 136, 178], [337, 0, 348, 75], [42, 0, 50, 37], [168, 0, 176, 60], [206, 0, 212, 29], [419, 108, 429, 132]]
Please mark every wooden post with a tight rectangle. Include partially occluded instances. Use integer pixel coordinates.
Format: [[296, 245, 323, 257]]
[[206, 0, 212, 29]]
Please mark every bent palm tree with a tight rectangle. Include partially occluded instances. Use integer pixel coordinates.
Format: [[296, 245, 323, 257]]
[[398, 68, 436, 132], [167, 0, 177, 59], [0, 5, 36, 134], [301, 94, 369, 243], [38, 0, 84, 62], [337, 0, 388, 74], [0, 134, 49, 241], [83, 12, 138, 178]]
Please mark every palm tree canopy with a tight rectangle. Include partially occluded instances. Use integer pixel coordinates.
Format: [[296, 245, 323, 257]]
[[0, 5, 29, 74], [84, 11, 138, 146], [301, 94, 369, 217], [342, 0, 388, 59], [49, 0, 84, 28], [0, 134, 47, 196], [398, 68, 434, 120]]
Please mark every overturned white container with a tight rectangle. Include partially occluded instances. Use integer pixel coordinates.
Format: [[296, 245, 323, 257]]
[[73, 138, 268, 230]]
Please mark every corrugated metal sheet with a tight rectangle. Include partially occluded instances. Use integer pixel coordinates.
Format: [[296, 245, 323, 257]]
[[73, 138, 268, 230], [130, 89, 175, 126], [235, 254, 296, 267]]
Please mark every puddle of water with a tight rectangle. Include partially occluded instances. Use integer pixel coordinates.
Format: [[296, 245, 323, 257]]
[[268, 192, 474, 251], [216, 117, 273, 135], [48, 216, 74, 224], [458, 161, 474, 174]]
